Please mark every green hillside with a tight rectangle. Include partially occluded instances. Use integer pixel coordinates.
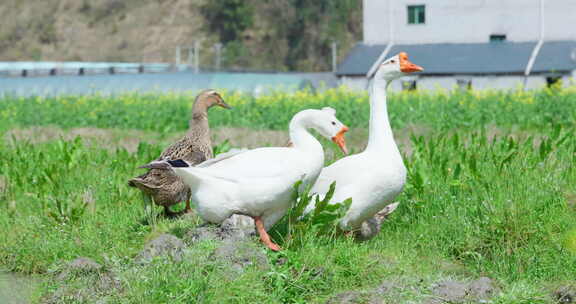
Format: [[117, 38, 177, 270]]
[[0, 0, 361, 71]]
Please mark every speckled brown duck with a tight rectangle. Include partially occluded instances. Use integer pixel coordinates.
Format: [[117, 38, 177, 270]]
[[128, 89, 230, 217]]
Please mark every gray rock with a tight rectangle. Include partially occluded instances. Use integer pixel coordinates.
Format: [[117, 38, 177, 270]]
[[375, 280, 398, 295], [220, 214, 255, 238], [210, 239, 269, 276], [135, 234, 185, 264], [326, 291, 366, 304], [328, 277, 498, 304], [56, 257, 102, 281], [428, 277, 499, 303], [96, 271, 122, 291], [326, 290, 382, 304], [45, 257, 121, 304], [431, 280, 468, 303], [185, 216, 255, 244], [468, 277, 498, 300], [66, 257, 102, 271], [326, 280, 399, 304], [554, 285, 576, 304], [186, 226, 222, 243]]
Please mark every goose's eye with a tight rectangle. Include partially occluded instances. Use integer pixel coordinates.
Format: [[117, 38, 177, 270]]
[[390, 60, 396, 64], [331, 121, 336, 126]]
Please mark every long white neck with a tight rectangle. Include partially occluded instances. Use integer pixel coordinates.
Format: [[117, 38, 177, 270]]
[[366, 79, 401, 158], [289, 112, 324, 156]]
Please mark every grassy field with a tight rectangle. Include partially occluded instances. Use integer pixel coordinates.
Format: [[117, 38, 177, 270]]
[[0, 88, 575, 303]]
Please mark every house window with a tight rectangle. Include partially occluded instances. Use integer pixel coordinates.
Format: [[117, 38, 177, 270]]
[[402, 80, 417, 91], [407, 5, 425, 25], [490, 34, 506, 43]]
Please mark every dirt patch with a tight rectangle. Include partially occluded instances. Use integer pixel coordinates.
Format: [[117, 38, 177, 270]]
[[0, 271, 37, 304], [425, 277, 499, 304], [8, 124, 523, 159], [212, 127, 290, 148], [565, 193, 576, 210], [0, 176, 7, 196], [4, 126, 150, 153], [327, 276, 499, 304], [5, 126, 390, 155]]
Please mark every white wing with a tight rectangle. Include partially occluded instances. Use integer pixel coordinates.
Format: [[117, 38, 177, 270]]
[[193, 147, 310, 182], [196, 148, 250, 168]]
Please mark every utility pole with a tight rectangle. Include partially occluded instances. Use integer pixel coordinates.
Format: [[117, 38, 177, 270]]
[[187, 46, 194, 67], [331, 41, 338, 73], [194, 40, 201, 73], [175, 46, 181, 65], [214, 43, 223, 71]]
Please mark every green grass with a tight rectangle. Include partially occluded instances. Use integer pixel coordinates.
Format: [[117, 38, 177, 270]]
[[0, 89, 575, 302]]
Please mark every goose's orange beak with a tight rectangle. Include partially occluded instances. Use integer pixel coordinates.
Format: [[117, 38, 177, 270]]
[[332, 126, 349, 155], [399, 52, 423, 73]]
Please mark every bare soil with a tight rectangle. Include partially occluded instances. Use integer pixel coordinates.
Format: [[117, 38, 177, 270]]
[[3, 125, 421, 157]]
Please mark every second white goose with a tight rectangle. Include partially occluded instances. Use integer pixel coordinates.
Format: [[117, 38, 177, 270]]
[[305, 52, 423, 234]]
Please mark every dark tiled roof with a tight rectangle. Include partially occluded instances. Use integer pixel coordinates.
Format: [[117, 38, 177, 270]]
[[532, 41, 576, 73], [336, 43, 389, 76], [336, 41, 576, 76]]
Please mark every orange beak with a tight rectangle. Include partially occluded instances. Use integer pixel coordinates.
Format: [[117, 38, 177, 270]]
[[331, 126, 349, 155], [399, 52, 423, 73]]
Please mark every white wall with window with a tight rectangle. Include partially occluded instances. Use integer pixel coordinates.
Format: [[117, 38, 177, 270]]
[[407, 5, 426, 25], [363, 0, 576, 45]]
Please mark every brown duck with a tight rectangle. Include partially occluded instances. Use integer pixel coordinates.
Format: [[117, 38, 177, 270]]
[[128, 89, 230, 217]]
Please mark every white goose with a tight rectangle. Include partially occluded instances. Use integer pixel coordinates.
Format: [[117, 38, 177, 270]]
[[144, 108, 348, 251], [305, 52, 423, 233]]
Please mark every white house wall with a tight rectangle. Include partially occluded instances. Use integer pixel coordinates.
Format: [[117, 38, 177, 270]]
[[340, 75, 551, 91], [340, 76, 370, 91], [470, 76, 541, 90], [364, 0, 576, 45], [414, 77, 455, 91]]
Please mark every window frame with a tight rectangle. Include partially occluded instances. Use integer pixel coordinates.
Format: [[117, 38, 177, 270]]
[[407, 5, 426, 25], [489, 34, 507, 43]]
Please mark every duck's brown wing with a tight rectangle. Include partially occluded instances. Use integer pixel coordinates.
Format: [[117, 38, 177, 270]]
[[184, 150, 209, 165], [159, 138, 212, 165]]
